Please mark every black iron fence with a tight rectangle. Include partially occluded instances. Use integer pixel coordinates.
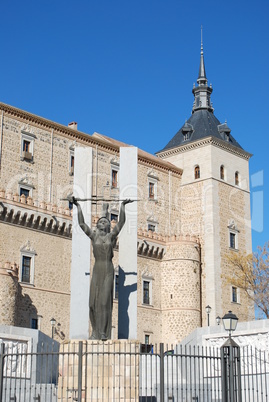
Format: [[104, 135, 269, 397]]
[[0, 340, 268, 401]]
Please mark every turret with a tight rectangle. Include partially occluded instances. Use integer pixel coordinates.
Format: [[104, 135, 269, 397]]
[[0, 262, 19, 325]]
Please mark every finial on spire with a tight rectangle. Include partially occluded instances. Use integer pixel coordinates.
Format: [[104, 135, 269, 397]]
[[201, 25, 203, 54], [198, 26, 206, 80]]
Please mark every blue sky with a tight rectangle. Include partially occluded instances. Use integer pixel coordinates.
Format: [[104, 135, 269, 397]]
[[1, 0, 268, 251]]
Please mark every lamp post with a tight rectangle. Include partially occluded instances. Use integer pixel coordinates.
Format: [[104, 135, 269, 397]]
[[222, 310, 238, 338], [205, 305, 211, 326], [50, 317, 56, 339], [221, 311, 241, 402], [216, 316, 221, 326]]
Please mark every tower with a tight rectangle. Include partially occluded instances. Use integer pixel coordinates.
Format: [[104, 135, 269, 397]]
[[156, 37, 254, 325]]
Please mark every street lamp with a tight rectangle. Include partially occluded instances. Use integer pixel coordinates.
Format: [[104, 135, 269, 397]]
[[216, 316, 221, 326], [205, 305, 211, 326], [50, 317, 56, 339], [221, 311, 241, 402], [222, 310, 238, 338]]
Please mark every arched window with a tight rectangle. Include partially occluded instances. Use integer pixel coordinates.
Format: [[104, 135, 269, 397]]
[[235, 171, 239, 186], [220, 165, 225, 180], [194, 165, 200, 179]]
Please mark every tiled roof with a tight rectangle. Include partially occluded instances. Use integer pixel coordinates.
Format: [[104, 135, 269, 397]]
[[158, 110, 243, 153]]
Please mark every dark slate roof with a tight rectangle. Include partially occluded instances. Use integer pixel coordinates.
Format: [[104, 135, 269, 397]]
[[158, 110, 243, 153]]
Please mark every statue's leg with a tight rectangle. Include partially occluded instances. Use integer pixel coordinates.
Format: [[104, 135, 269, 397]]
[[99, 272, 114, 340], [89, 269, 99, 339]]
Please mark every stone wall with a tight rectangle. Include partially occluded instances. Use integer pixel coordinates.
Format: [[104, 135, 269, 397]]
[[0, 102, 253, 345], [161, 238, 201, 343], [218, 181, 254, 321], [0, 215, 71, 339]]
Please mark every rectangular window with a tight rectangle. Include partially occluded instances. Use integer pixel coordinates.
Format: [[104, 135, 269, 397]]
[[111, 213, 118, 222], [143, 280, 150, 305], [149, 182, 155, 199], [195, 166, 200, 179], [31, 318, 38, 329], [183, 133, 190, 141], [235, 172, 239, 186], [148, 223, 156, 232], [21, 132, 35, 161], [112, 169, 118, 188], [230, 233, 236, 249], [69, 153, 74, 175], [20, 187, 30, 199], [23, 140, 31, 152], [140, 337, 152, 353], [232, 286, 238, 303], [114, 274, 119, 299], [22, 256, 31, 283]]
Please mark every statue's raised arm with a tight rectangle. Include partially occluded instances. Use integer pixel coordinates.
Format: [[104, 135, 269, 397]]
[[112, 199, 134, 237], [67, 195, 93, 239]]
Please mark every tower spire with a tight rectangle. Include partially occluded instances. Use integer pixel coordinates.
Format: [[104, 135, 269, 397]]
[[198, 25, 206, 81], [192, 27, 214, 114]]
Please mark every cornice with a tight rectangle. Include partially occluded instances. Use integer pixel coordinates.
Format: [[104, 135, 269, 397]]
[[0, 102, 183, 176], [156, 136, 252, 161], [1, 102, 119, 151], [0, 200, 72, 238], [137, 238, 166, 259], [138, 154, 182, 176]]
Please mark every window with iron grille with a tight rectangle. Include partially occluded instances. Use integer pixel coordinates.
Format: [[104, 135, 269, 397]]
[[149, 182, 155, 199], [23, 140, 30, 152], [111, 169, 118, 188], [143, 280, 150, 304], [21, 131, 35, 161], [31, 318, 38, 329], [22, 256, 31, 283], [230, 233, 236, 249], [232, 286, 238, 303]]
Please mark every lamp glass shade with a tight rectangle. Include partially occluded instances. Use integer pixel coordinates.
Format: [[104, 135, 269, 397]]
[[50, 318, 56, 326], [216, 316, 221, 325], [222, 311, 238, 332], [205, 305, 212, 314]]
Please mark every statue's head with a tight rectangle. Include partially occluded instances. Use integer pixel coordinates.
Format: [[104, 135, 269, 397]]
[[96, 202, 110, 234], [97, 217, 111, 234]]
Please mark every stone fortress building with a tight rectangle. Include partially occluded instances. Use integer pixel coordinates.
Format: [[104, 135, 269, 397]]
[[0, 42, 254, 346]]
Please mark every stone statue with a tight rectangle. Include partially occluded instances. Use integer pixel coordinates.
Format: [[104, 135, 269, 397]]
[[68, 196, 133, 341]]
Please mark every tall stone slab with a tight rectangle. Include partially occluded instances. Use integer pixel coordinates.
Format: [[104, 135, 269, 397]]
[[69, 147, 92, 339], [118, 147, 138, 339]]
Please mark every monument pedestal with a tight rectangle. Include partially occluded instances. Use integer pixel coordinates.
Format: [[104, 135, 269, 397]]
[[58, 339, 140, 402]]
